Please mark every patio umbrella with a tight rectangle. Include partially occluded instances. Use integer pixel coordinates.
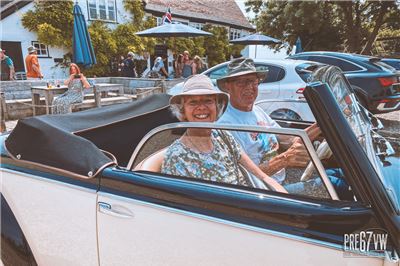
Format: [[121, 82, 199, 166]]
[[230, 33, 281, 58], [136, 22, 213, 38], [295, 37, 303, 54], [73, 3, 96, 67]]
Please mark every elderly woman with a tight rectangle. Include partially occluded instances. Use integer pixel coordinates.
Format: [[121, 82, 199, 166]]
[[52, 63, 90, 114], [161, 74, 287, 193]]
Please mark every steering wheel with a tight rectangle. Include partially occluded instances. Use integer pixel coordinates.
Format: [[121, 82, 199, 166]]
[[300, 140, 333, 182]]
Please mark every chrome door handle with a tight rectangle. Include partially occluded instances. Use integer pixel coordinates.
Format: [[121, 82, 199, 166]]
[[98, 202, 134, 219]]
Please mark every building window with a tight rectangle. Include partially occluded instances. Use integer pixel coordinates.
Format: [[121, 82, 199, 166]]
[[31, 41, 49, 57], [156, 17, 163, 26], [87, 0, 116, 22], [189, 22, 203, 30], [230, 28, 242, 40]]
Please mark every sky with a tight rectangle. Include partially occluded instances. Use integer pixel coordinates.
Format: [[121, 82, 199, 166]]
[[235, 0, 256, 21]]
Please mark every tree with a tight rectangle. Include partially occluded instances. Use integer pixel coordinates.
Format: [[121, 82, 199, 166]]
[[245, 0, 400, 54], [22, 1, 74, 48]]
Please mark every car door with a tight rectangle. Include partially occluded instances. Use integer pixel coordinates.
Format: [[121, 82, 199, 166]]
[[0, 158, 99, 265], [96, 124, 385, 265]]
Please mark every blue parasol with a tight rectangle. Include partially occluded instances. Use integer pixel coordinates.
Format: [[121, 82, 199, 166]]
[[229, 33, 281, 58], [295, 37, 303, 54], [136, 22, 212, 37], [73, 3, 96, 67]]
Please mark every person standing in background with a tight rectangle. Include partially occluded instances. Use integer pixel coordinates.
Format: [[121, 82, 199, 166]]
[[181, 50, 193, 78], [25, 46, 43, 80], [122, 52, 137, 78], [174, 54, 184, 78], [0, 48, 15, 81], [192, 55, 207, 74]]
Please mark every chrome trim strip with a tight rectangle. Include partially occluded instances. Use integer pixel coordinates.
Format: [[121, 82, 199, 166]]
[[377, 101, 400, 111], [1, 167, 98, 193], [127, 122, 339, 200], [97, 191, 348, 253], [256, 99, 308, 104], [131, 171, 322, 207]]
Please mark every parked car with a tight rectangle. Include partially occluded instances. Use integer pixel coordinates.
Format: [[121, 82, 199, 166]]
[[381, 58, 400, 71], [288, 52, 400, 113], [1, 66, 399, 265], [169, 59, 323, 121]]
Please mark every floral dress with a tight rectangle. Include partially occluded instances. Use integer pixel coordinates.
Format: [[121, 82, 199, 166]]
[[161, 130, 249, 186], [52, 78, 84, 114]]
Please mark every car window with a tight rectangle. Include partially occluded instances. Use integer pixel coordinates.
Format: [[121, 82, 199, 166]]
[[208, 65, 228, 80], [256, 64, 285, 83], [130, 125, 346, 200], [307, 56, 361, 72]]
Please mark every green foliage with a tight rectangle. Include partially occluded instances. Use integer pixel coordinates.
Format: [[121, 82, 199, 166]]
[[203, 25, 231, 67], [84, 21, 118, 76], [246, 0, 400, 54], [22, 1, 74, 47]]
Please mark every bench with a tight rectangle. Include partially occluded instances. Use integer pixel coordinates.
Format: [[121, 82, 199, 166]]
[[71, 96, 133, 111]]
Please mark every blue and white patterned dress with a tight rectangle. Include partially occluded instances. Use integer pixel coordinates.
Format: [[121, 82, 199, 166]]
[[161, 130, 249, 186], [52, 78, 84, 114]]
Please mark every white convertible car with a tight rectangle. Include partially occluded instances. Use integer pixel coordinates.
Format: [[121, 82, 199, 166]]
[[1, 66, 399, 265]]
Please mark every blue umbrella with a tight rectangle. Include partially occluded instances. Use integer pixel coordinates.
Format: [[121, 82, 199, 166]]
[[295, 37, 303, 54], [229, 33, 281, 58], [73, 4, 96, 67], [136, 22, 212, 37]]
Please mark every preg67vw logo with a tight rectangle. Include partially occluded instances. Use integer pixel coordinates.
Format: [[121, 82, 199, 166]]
[[343, 228, 388, 257]]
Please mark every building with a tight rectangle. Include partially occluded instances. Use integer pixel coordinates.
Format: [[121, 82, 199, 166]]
[[0, 0, 253, 78]]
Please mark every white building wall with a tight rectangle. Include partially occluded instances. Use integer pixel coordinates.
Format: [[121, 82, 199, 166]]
[[1, 0, 132, 79]]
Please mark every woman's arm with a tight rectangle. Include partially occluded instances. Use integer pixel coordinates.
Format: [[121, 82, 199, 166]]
[[64, 74, 74, 85], [161, 67, 169, 78], [239, 152, 288, 193]]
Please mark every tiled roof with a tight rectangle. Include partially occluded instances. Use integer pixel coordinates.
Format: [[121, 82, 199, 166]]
[[145, 0, 253, 30]]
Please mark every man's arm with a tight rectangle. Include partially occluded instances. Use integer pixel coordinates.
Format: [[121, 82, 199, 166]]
[[31, 57, 43, 78], [6, 57, 15, 80]]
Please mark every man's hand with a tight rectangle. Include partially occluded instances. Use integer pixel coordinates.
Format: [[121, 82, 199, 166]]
[[283, 141, 310, 168], [305, 123, 321, 141]]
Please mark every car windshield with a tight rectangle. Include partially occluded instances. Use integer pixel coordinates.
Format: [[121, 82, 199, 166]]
[[311, 66, 399, 210]]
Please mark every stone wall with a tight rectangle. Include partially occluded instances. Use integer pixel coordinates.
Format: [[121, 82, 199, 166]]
[[1, 77, 185, 120]]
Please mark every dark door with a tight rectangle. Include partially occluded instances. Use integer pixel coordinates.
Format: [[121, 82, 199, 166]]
[[0, 41, 25, 72]]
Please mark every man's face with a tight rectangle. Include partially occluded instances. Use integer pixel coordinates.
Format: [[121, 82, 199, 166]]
[[0, 51, 4, 60], [225, 73, 259, 112]]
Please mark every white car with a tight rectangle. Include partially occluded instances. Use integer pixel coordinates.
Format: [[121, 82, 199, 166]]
[[168, 59, 322, 121]]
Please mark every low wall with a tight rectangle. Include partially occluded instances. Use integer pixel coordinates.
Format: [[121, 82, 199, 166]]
[[0, 77, 184, 100], [1, 77, 185, 120]]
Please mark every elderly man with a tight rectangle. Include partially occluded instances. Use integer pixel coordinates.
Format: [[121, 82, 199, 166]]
[[217, 58, 351, 199], [25, 46, 43, 80], [0, 48, 15, 81]]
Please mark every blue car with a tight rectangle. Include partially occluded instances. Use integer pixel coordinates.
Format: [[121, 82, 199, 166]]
[[1, 66, 399, 265], [288, 52, 400, 113], [381, 58, 400, 71]]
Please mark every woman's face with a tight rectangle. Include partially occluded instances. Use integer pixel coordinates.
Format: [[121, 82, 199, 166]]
[[71, 66, 78, 75], [182, 95, 217, 123], [183, 53, 189, 60]]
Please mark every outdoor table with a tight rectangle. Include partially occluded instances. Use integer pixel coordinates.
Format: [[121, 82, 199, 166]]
[[93, 83, 124, 107], [31, 85, 68, 116]]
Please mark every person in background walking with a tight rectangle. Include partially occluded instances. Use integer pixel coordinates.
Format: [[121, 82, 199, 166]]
[[0, 48, 15, 81], [174, 54, 184, 78], [182, 50, 193, 78], [149, 55, 169, 78], [192, 55, 207, 74], [25, 46, 43, 80], [122, 52, 137, 78], [52, 63, 90, 114]]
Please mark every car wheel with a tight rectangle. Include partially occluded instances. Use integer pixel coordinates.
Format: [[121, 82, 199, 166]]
[[270, 109, 303, 121]]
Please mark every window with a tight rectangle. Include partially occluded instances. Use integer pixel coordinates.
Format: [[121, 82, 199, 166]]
[[87, 0, 116, 22], [189, 22, 204, 30], [230, 28, 241, 40], [307, 56, 362, 72], [256, 64, 285, 83], [207, 65, 228, 80], [31, 41, 49, 57], [156, 17, 163, 26]]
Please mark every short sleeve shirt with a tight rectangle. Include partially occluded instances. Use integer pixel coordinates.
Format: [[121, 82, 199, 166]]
[[161, 130, 248, 186], [218, 103, 286, 183], [152, 57, 164, 72]]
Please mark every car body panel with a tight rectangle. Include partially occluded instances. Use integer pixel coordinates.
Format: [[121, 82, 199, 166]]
[[1, 167, 98, 265]]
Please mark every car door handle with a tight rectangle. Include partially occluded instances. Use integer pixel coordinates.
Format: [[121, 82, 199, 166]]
[[98, 202, 134, 219]]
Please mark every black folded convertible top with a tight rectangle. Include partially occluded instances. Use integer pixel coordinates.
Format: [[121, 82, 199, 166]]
[[5, 94, 174, 178]]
